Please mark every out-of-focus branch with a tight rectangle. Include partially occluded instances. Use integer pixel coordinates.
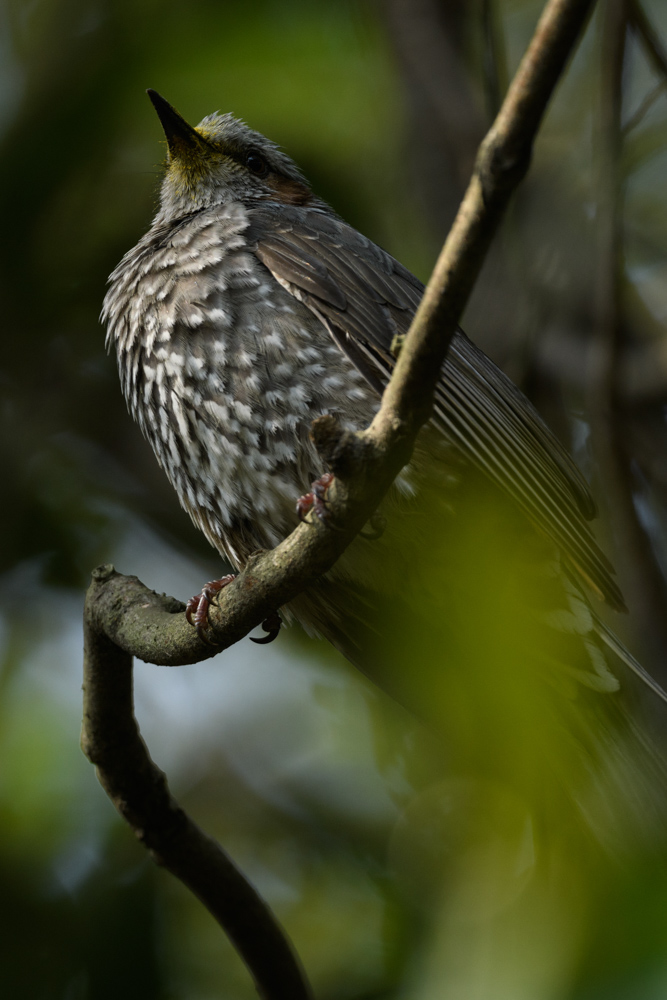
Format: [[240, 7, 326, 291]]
[[588, 0, 667, 672], [382, 0, 595, 423], [628, 0, 667, 78], [622, 77, 667, 135], [83, 0, 597, 992], [482, 0, 509, 119], [622, 0, 667, 134], [81, 566, 313, 1000], [382, 0, 485, 225]]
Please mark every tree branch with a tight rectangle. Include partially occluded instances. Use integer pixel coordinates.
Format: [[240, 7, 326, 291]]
[[588, 0, 667, 674], [622, 1, 667, 136], [82, 0, 597, 993], [629, 0, 667, 79], [81, 565, 312, 1000]]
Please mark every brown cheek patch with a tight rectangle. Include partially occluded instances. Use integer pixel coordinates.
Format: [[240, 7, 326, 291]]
[[266, 175, 313, 205]]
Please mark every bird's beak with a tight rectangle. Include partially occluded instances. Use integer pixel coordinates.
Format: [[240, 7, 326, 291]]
[[146, 89, 210, 158]]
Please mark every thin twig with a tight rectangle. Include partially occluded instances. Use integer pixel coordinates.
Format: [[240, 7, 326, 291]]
[[622, 77, 667, 135], [628, 0, 667, 78], [623, 0, 667, 135]]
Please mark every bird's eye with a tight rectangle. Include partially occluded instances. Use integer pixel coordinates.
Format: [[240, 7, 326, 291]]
[[245, 152, 269, 177]]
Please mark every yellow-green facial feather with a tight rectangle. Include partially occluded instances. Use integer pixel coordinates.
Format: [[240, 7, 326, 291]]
[[164, 132, 239, 199], [162, 119, 313, 209]]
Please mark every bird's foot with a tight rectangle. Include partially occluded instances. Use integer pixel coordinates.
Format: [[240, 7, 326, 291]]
[[296, 473, 334, 522], [250, 610, 283, 645], [186, 574, 236, 643], [360, 512, 387, 541]]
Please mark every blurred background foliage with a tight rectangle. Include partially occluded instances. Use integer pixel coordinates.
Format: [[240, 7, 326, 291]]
[[4, 0, 667, 997]]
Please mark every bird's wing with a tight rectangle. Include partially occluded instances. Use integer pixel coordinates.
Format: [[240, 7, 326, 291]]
[[248, 203, 625, 611]]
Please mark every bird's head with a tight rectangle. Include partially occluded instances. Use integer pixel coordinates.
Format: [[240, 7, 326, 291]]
[[147, 90, 313, 220]]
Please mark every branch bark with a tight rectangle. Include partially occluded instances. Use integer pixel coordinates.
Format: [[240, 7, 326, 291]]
[[82, 0, 597, 994], [81, 586, 311, 1000]]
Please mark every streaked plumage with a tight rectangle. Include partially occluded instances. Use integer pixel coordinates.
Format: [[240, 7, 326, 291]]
[[103, 91, 665, 724]]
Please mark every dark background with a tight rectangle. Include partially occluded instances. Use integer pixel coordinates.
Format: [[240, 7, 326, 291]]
[[3, 1, 667, 997]]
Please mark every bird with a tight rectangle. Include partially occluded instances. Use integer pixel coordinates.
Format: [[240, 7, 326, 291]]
[[102, 90, 667, 795]]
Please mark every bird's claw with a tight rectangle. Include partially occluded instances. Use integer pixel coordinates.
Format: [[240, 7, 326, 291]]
[[196, 624, 222, 647], [296, 472, 335, 522], [250, 610, 283, 645], [360, 513, 387, 541], [186, 574, 237, 640]]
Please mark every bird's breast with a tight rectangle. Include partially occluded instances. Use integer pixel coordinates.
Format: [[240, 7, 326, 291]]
[[105, 206, 378, 562]]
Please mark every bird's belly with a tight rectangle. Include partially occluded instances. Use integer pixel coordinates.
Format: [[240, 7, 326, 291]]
[[132, 330, 379, 564]]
